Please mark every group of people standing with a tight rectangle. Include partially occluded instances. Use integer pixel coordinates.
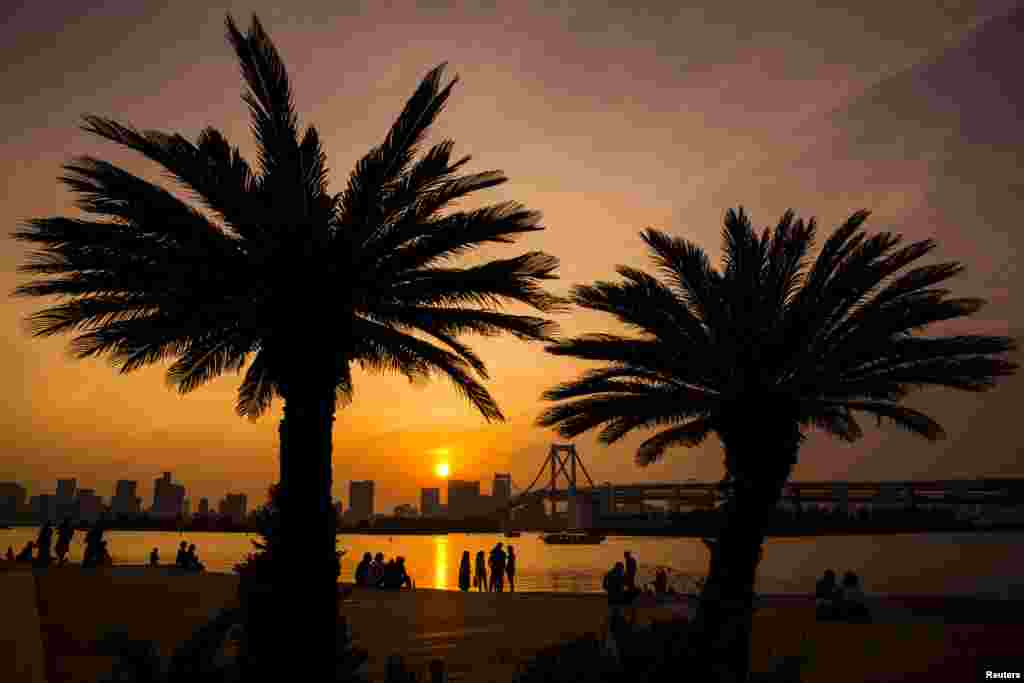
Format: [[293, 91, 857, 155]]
[[353, 552, 414, 590], [458, 543, 516, 592], [5, 518, 111, 568]]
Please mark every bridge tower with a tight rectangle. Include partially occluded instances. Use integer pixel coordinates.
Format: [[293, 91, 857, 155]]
[[546, 444, 596, 528]]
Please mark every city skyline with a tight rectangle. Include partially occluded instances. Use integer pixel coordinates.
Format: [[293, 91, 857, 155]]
[[1, 1, 1022, 514]]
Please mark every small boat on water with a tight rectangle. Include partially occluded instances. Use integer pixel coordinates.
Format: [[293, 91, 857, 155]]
[[541, 531, 606, 545]]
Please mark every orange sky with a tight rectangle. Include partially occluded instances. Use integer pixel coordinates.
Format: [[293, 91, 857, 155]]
[[1, 0, 1021, 513]]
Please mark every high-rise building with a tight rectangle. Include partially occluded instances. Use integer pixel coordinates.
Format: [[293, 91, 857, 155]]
[[447, 480, 480, 519], [76, 488, 103, 523], [0, 482, 27, 521], [198, 497, 210, 516], [112, 480, 141, 517], [152, 472, 186, 519], [348, 481, 374, 522], [420, 488, 441, 517], [218, 493, 248, 525], [56, 478, 77, 519], [493, 474, 512, 504]]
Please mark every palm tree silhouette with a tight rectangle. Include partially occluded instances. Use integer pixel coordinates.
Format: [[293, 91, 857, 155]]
[[536, 207, 1016, 681], [12, 13, 562, 680]]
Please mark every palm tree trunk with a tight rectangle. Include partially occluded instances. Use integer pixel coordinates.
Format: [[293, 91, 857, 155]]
[[693, 416, 800, 683], [243, 382, 338, 681]]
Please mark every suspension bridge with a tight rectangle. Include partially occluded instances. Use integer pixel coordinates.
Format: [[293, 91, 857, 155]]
[[503, 444, 1024, 530]]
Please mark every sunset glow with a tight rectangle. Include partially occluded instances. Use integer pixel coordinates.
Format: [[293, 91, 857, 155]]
[[435, 462, 450, 478]]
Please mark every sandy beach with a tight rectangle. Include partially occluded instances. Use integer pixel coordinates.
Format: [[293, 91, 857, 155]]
[[2, 564, 1022, 683]]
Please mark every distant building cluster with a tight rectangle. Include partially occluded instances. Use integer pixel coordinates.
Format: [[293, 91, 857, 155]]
[[0, 470, 253, 525], [343, 472, 514, 523]]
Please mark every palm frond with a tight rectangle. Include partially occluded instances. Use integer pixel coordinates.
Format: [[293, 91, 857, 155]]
[[352, 317, 504, 421], [829, 401, 946, 440], [634, 418, 714, 466], [639, 229, 723, 329], [387, 252, 565, 313], [165, 329, 254, 394], [224, 14, 301, 181], [79, 117, 265, 238], [236, 349, 276, 420], [375, 201, 541, 276], [336, 63, 458, 241]]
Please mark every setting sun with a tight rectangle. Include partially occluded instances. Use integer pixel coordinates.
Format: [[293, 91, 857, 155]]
[[435, 462, 450, 478]]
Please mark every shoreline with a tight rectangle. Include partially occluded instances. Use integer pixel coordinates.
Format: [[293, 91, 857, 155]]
[[5, 524, 1023, 536], [6, 568, 1024, 683]]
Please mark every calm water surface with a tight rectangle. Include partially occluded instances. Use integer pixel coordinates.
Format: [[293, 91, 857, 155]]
[[2, 528, 1021, 597]]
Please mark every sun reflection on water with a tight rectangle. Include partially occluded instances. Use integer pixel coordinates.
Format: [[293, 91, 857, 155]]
[[433, 534, 449, 589]]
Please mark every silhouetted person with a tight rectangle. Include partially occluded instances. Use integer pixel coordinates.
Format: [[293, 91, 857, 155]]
[[839, 571, 870, 622], [624, 552, 637, 591], [15, 541, 34, 562], [55, 517, 75, 566], [458, 551, 471, 591], [396, 557, 413, 589], [473, 550, 487, 592], [82, 520, 106, 568], [604, 562, 626, 605], [654, 568, 668, 597], [815, 569, 841, 619], [98, 540, 112, 566], [488, 543, 506, 592], [602, 562, 629, 648], [149, 548, 160, 567], [175, 541, 189, 569], [355, 552, 372, 586], [505, 546, 516, 592], [369, 552, 385, 588], [378, 558, 400, 589], [5, 546, 13, 562], [186, 543, 204, 572], [34, 521, 54, 567]]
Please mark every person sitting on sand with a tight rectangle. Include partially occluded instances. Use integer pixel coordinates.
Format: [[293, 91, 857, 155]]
[[815, 569, 841, 619], [355, 552, 372, 586], [474, 550, 487, 592], [185, 543, 205, 572], [378, 558, 399, 589], [838, 571, 870, 622], [175, 541, 189, 569], [149, 548, 160, 567], [15, 541, 35, 563], [5, 546, 14, 562], [458, 551, 471, 592], [395, 557, 413, 589]]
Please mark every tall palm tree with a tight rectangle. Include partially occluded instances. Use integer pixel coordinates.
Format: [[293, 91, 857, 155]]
[[537, 207, 1016, 682], [12, 13, 562, 680]]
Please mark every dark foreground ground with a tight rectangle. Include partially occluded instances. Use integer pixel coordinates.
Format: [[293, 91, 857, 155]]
[[2, 564, 1022, 683]]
